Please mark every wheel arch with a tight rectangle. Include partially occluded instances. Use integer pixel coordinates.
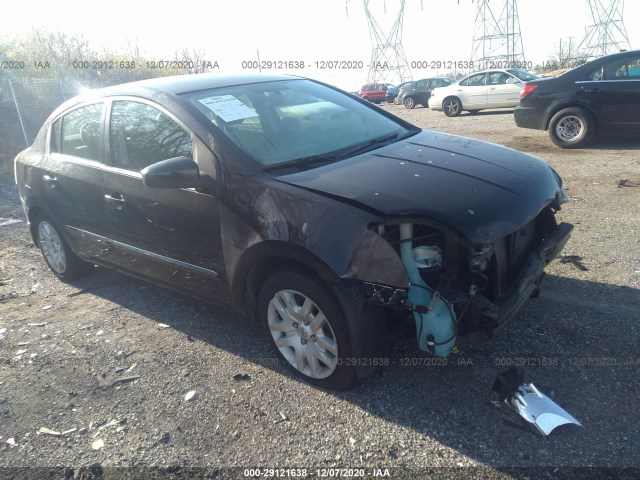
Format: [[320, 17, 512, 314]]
[[232, 241, 339, 323], [544, 103, 599, 132]]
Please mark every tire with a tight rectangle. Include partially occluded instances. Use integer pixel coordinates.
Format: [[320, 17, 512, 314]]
[[34, 213, 92, 281], [362, 95, 369, 102], [403, 96, 416, 109], [259, 270, 358, 390], [443, 97, 462, 117], [393, 95, 400, 105], [548, 107, 594, 148]]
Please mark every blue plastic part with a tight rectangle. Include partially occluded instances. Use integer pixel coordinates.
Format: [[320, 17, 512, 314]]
[[399, 223, 456, 357]]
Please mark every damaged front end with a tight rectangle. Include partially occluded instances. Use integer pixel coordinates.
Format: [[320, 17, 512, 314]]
[[343, 204, 573, 356]]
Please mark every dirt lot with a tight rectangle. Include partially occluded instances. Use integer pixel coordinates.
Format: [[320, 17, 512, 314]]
[[1, 105, 639, 479]]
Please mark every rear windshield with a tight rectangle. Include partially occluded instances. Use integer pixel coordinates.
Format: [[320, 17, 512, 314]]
[[507, 69, 539, 82]]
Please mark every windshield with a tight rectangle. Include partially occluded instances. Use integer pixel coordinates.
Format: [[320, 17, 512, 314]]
[[507, 69, 539, 82], [183, 79, 412, 167]]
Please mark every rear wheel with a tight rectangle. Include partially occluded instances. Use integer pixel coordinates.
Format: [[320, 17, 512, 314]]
[[443, 97, 462, 117], [403, 96, 416, 109], [259, 270, 358, 390], [34, 213, 92, 281], [548, 107, 594, 148]]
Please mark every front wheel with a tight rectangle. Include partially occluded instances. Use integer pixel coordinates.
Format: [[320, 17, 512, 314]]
[[259, 271, 358, 390], [548, 108, 594, 148], [34, 213, 92, 281], [443, 97, 462, 117], [403, 97, 416, 109]]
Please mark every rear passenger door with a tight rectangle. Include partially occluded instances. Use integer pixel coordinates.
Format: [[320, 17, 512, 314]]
[[42, 102, 109, 256], [99, 98, 228, 299], [582, 55, 640, 129]]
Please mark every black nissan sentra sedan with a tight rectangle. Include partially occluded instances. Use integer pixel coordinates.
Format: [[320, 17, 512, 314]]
[[14, 74, 573, 389]]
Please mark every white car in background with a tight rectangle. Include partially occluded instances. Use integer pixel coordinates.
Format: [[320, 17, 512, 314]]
[[429, 69, 539, 117]]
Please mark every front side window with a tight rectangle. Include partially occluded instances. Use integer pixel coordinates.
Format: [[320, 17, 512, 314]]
[[51, 103, 104, 161], [109, 100, 192, 172], [489, 72, 512, 85], [184, 79, 411, 167], [506, 69, 538, 82]]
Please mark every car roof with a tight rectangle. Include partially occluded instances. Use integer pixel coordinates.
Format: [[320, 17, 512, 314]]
[[98, 72, 304, 95]]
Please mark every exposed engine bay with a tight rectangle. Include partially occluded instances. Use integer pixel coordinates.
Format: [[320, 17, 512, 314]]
[[343, 204, 573, 357]]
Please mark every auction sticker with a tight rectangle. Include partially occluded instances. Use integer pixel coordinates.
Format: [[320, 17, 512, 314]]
[[198, 95, 258, 122]]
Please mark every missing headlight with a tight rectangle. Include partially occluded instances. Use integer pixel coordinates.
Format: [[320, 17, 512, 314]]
[[469, 245, 494, 273]]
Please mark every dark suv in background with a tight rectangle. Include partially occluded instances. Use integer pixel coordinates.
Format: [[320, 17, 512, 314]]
[[398, 77, 454, 109], [515, 49, 640, 148]]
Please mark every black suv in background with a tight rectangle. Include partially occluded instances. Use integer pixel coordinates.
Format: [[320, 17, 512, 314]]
[[515, 49, 640, 148], [398, 77, 454, 109]]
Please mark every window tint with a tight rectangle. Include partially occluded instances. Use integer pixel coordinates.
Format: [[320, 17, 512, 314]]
[[110, 101, 192, 172], [603, 56, 640, 80], [461, 73, 487, 87], [52, 103, 104, 161]]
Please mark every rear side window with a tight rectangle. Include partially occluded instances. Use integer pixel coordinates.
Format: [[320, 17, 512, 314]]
[[109, 100, 193, 172], [51, 103, 104, 161]]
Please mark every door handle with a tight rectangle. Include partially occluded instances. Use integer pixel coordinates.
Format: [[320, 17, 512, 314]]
[[42, 174, 57, 185], [489, 87, 496, 90], [104, 193, 126, 207]]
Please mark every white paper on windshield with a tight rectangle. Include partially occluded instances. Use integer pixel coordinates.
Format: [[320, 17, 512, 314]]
[[198, 95, 258, 122]]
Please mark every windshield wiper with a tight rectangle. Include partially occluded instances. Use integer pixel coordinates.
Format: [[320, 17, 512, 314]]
[[261, 130, 417, 173], [261, 153, 339, 172], [335, 131, 416, 160]]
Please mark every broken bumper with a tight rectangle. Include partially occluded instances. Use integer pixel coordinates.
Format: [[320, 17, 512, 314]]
[[485, 222, 574, 334]]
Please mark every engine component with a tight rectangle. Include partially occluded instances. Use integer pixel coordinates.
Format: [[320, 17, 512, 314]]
[[399, 223, 456, 356]]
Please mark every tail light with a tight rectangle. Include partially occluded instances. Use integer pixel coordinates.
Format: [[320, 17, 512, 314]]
[[520, 84, 538, 100]]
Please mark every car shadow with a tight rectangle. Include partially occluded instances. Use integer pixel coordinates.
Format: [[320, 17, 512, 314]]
[[581, 135, 640, 150], [68, 267, 640, 470], [460, 110, 515, 117]]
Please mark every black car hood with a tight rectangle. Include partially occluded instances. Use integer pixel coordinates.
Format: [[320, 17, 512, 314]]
[[275, 130, 563, 244]]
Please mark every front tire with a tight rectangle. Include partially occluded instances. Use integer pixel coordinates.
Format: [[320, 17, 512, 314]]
[[548, 107, 594, 148], [443, 97, 462, 117], [259, 270, 358, 390], [34, 213, 92, 281], [403, 97, 416, 109]]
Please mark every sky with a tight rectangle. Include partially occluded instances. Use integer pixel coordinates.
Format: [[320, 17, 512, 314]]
[[3, 0, 638, 91]]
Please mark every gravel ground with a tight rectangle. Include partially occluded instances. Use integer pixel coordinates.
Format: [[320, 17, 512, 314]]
[[1, 105, 639, 479]]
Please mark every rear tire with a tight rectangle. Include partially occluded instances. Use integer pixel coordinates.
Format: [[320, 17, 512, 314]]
[[548, 107, 594, 148], [259, 270, 358, 390], [34, 213, 92, 281]]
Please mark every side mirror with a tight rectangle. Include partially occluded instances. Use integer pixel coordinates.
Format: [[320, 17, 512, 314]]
[[141, 156, 200, 189]]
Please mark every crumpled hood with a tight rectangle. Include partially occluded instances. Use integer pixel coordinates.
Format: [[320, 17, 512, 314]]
[[275, 130, 563, 244]]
